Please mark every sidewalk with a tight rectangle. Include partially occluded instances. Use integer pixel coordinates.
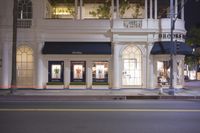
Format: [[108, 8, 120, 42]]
[[0, 80, 199, 100]]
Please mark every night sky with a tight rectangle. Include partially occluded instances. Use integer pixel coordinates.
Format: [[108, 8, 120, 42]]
[[185, 0, 200, 30]]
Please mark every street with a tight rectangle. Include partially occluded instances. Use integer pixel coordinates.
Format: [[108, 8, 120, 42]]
[[0, 100, 200, 133]]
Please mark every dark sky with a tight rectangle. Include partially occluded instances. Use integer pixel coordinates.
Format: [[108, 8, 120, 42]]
[[185, 0, 200, 30]]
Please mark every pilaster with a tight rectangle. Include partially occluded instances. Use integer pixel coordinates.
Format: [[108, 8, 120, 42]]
[[112, 42, 120, 89], [1, 42, 12, 89]]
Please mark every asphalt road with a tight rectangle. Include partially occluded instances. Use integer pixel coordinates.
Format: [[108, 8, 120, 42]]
[[0, 100, 200, 133]]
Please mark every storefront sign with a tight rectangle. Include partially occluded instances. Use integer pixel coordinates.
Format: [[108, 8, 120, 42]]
[[53, 7, 71, 15], [158, 33, 186, 40], [123, 20, 142, 28]]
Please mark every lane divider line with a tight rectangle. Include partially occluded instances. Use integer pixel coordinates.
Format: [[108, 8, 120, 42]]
[[0, 109, 200, 112]]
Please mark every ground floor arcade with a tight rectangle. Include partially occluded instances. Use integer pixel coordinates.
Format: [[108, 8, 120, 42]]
[[0, 41, 188, 89]]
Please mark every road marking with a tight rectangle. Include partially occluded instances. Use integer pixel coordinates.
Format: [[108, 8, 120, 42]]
[[0, 109, 200, 112]]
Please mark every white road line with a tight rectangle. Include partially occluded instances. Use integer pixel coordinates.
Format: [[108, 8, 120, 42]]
[[0, 109, 200, 112]]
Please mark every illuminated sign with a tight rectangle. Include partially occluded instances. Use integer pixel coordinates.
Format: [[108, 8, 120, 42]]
[[53, 7, 72, 15]]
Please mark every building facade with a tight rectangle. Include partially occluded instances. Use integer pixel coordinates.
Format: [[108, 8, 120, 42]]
[[0, 0, 191, 90]]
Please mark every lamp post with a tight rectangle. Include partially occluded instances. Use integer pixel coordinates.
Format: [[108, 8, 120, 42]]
[[169, 0, 175, 95], [10, 0, 18, 94], [168, 0, 199, 95]]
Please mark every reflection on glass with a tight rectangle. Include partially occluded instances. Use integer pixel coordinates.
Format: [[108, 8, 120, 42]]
[[157, 61, 170, 85], [83, 0, 111, 19], [96, 65, 105, 79], [119, 0, 145, 19], [177, 61, 182, 85], [71, 61, 86, 82], [157, 0, 170, 18], [92, 62, 108, 82], [122, 46, 142, 86], [74, 65, 83, 79], [52, 65, 61, 79]]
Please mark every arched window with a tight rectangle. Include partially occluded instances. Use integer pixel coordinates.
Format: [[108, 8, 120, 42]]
[[122, 46, 142, 86], [17, 46, 34, 87], [18, 0, 32, 19]]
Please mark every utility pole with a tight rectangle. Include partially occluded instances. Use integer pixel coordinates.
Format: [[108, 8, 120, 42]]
[[169, 0, 175, 95], [10, 0, 18, 94]]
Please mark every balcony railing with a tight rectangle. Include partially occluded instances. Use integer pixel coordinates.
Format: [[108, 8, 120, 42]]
[[17, 19, 32, 28]]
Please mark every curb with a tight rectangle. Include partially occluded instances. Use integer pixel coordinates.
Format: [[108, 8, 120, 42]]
[[0, 95, 200, 101]]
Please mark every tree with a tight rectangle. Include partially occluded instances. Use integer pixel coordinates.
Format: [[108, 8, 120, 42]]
[[89, 0, 112, 19], [185, 26, 200, 72]]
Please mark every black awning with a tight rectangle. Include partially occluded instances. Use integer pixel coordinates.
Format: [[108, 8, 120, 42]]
[[150, 41, 193, 55], [42, 42, 111, 55]]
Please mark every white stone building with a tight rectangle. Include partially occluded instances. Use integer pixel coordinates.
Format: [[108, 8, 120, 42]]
[[0, 0, 192, 90]]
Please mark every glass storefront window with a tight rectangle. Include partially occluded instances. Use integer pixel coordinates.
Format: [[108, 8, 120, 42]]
[[48, 61, 64, 82], [177, 61, 182, 85], [17, 46, 34, 86], [92, 62, 108, 83], [119, 0, 145, 19], [122, 46, 142, 86], [71, 61, 86, 82], [157, 61, 170, 85], [51, 65, 61, 79]]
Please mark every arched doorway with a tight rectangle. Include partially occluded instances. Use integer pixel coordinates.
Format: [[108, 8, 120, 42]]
[[122, 46, 142, 86], [16, 46, 34, 88]]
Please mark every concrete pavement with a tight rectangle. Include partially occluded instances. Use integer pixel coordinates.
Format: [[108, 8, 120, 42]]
[[0, 80, 199, 100]]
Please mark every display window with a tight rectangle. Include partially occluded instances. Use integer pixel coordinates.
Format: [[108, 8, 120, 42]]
[[157, 61, 170, 85], [48, 61, 64, 82], [92, 62, 108, 83], [51, 65, 61, 79], [71, 61, 86, 82]]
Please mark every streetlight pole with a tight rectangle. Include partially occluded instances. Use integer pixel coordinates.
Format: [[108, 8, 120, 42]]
[[169, 0, 175, 95], [10, 0, 18, 94], [168, 0, 198, 95]]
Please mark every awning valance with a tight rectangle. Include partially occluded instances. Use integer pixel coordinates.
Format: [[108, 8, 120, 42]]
[[150, 41, 193, 55], [42, 42, 111, 55]]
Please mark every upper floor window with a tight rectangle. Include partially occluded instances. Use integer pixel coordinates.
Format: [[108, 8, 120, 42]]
[[46, 0, 147, 20], [17, 0, 32, 19], [157, 0, 170, 18], [119, 0, 145, 19], [83, 0, 111, 19]]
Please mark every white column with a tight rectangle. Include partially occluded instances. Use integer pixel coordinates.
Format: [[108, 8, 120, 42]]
[[36, 42, 44, 89], [145, 0, 148, 19], [1, 43, 11, 89], [181, 0, 184, 20], [80, 0, 83, 20], [112, 0, 114, 19], [112, 43, 120, 89], [147, 44, 154, 89], [86, 60, 92, 89], [150, 0, 153, 19], [65, 60, 70, 88], [175, 0, 178, 18], [116, 0, 119, 19], [154, 0, 157, 19], [75, 0, 78, 19]]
